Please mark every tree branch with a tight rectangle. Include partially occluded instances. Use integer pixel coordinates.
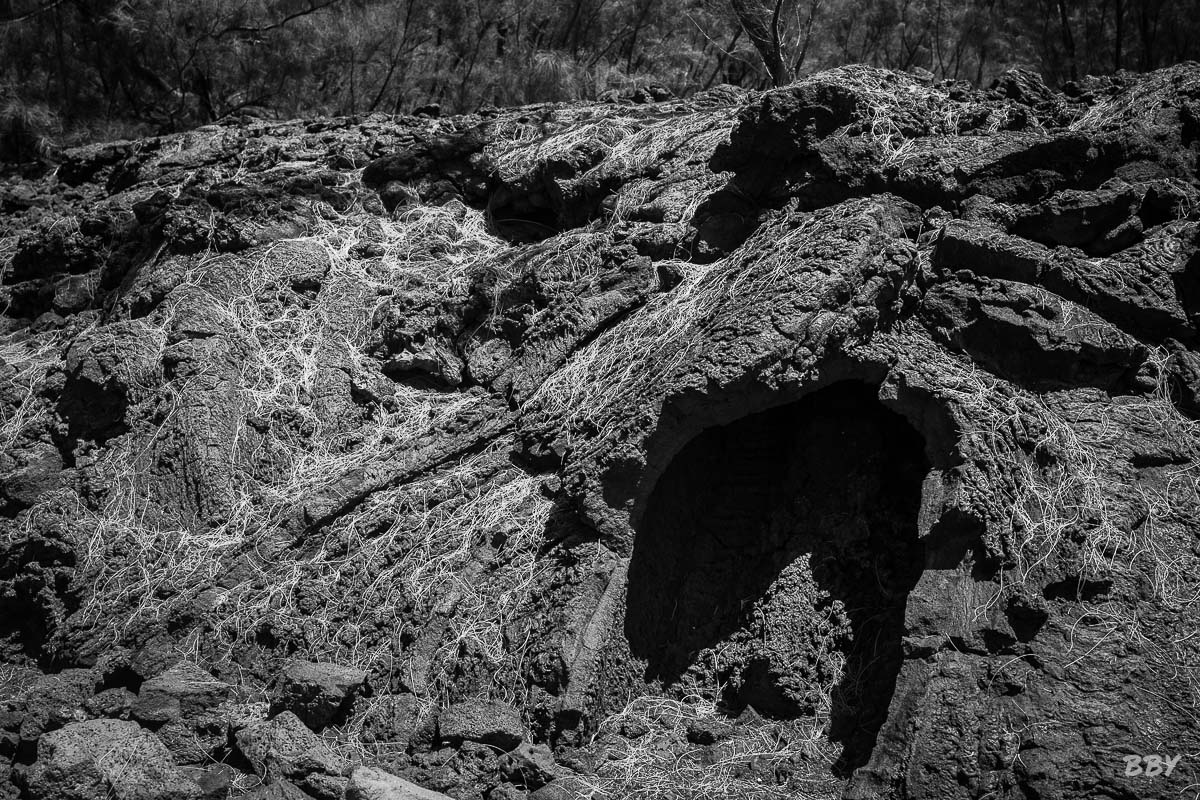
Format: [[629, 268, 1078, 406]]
[[730, 0, 789, 86], [210, 0, 346, 39], [0, 0, 67, 25]]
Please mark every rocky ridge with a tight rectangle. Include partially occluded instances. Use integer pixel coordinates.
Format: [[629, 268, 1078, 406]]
[[2, 64, 1200, 799]]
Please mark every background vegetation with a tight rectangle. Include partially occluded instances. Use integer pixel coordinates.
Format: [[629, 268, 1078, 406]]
[[1, 0, 1199, 157]]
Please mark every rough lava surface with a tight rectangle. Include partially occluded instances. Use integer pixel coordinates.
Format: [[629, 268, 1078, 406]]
[[2, 64, 1200, 799]]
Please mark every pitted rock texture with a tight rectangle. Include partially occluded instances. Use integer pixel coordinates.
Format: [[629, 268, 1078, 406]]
[[22, 718, 202, 800], [3, 64, 1200, 799], [269, 659, 367, 731]]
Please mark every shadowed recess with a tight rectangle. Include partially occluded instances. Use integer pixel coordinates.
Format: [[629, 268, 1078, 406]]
[[625, 380, 928, 772]]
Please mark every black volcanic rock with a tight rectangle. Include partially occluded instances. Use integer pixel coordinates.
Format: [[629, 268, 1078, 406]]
[[269, 659, 367, 730], [438, 699, 525, 751], [130, 661, 232, 725], [2, 64, 1200, 800], [22, 719, 202, 800]]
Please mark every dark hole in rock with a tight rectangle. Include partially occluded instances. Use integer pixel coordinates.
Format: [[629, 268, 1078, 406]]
[[923, 508, 997, 577], [1042, 576, 1113, 602], [486, 187, 562, 244], [100, 665, 144, 694], [1005, 594, 1051, 643], [625, 380, 928, 775], [0, 595, 56, 665], [57, 376, 129, 445]]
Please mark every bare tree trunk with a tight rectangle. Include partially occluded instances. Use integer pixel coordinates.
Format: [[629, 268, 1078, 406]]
[[1057, 0, 1077, 81], [52, 3, 69, 122], [1137, 0, 1161, 70], [1113, 0, 1123, 70], [729, 0, 790, 86], [624, 0, 654, 73], [793, 0, 821, 75], [704, 28, 742, 89], [933, 0, 946, 77]]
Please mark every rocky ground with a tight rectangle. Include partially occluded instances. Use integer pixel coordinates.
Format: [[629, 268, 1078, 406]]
[[2, 64, 1200, 799]]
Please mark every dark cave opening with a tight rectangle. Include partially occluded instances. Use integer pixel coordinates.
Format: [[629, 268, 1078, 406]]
[[57, 375, 130, 445], [625, 380, 928, 773]]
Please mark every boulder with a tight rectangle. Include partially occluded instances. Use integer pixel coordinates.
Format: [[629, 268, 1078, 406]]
[[684, 718, 733, 746], [345, 766, 455, 800], [270, 659, 367, 730], [131, 662, 233, 725], [23, 718, 201, 800], [234, 711, 346, 782], [154, 711, 228, 764], [921, 276, 1146, 390], [438, 700, 526, 751], [52, 273, 97, 313], [0, 710, 21, 760], [16, 669, 100, 743], [0, 443, 64, 509], [83, 688, 136, 720], [1010, 185, 1143, 254], [498, 741, 561, 789], [933, 219, 1044, 283], [358, 694, 428, 750], [178, 764, 236, 800], [488, 784, 527, 800], [304, 772, 351, 800]]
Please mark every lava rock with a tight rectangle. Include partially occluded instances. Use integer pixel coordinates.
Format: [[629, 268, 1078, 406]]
[[527, 776, 594, 800], [131, 662, 233, 725], [685, 717, 733, 745], [154, 711, 228, 765], [83, 688, 136, 720], [56, 141, 135, 187], [933, 219, 1045, 284], [345, 765, 455, 799], [616, 717, 650, 739], [52, 273, 96, 313], [270, 659, 368, 731], [498, 741, 560, 789], [15, 669, 100, 743], [178, 764, 236, 800], [6, 62, 1200, 800], [487, 784, 527, 800], [717, 78, 859, 167], [0, 443, 64, 509], [358, 693, 428, 750], [241, 779, 312, 800], [303, 771, 350, 800], [438, 700, 526, 751], [921, 276, 1147, 390], [234, 711, 347, 782], [23, 718, 202, 800], [1011, 186, 1143, 255], [1169, 346, 1200, 416]]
